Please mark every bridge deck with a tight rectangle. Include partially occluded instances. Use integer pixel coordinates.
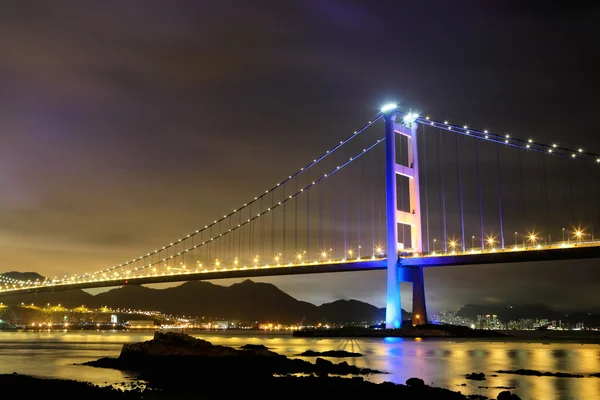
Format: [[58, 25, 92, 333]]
[[1, 243, 599, 297]]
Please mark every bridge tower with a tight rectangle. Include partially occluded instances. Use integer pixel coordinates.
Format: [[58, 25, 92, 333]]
[[382, 105, 427, 328]]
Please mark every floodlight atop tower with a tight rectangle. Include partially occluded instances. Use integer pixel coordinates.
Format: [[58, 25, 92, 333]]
[[380, 103, 397, 112], [403, 112, 419, 125]]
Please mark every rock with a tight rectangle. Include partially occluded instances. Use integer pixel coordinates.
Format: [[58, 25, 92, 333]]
[[495, 369, 584, 378], [405, 377, 425, 388], [465, 372, 486, 380], [240, 344, 269, 350], [297, 350, 363, 357], [497, 391, 521, 400]]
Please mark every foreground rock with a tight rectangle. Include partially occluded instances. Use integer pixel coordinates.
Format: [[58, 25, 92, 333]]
[[297, 349, 363, 357], [495, 369, 584, 378], [82, 332, 483, 399], [84, 332, 379, 379], [0, 374, 144, 399]]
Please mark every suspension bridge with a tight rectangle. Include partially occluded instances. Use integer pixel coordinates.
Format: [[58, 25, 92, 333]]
[[1, 104, 599, 329]]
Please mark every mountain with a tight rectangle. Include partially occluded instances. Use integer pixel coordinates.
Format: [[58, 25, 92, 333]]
[[316, 299, 386, 324], [456, 304, 564, 322], [0, 277, 395, 324], [1, 271, 47, 282]]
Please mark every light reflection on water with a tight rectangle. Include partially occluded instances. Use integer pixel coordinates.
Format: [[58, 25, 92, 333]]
[[0, 330, 598, 400]]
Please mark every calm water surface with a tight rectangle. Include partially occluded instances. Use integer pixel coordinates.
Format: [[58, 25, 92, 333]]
[[0, 330, 598, 400]]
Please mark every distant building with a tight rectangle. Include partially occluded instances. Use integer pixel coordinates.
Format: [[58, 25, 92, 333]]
[[127, 320, 158, 329]]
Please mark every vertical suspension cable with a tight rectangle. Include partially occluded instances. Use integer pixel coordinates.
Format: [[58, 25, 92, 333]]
[[357, 162, 361, 258], [282, 183, 286, 261], [249, 203, 253, 262], [295, 176, 298, 256], [332, 175, 336, 258], [422, 124, 430, 252], [319, 182, 323, 253], [307, 170, 310, 259], [271, 191, 275, 261], [260, 197, 264, 262], [596, 167, 600, 241], [371, 149, 375, 256], [475, 140, 485, 250], [344, 169, 347, 259], [518, 149, 526, 239], [241, 213, 244, 263], [496, 144, 505, 249], [568, 160, 575, 225], [438, 129, 447, 252], [540, 153, 550, 243], [456, 134, 465, 252]]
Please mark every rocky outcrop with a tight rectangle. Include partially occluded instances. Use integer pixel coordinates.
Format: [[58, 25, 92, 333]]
[[497, 391, 522, 400], [297, 350, 363, 357], [495, 369, 584, 378], [81, 332, 481, 399], [85, 332, 379, 377], [465, 372, 486, 380]]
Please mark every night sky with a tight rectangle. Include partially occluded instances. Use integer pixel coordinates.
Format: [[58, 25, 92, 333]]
[[1, 1, 599, 313]]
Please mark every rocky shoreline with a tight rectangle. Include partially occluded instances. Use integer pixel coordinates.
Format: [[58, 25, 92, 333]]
[[78, 331, 520, 399], [0, 332, 527, 399]]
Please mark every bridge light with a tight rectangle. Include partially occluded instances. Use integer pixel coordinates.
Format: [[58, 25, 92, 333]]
[[321, 251, 328, 259], [528, 233, 538, 244], [380, 103, 397, 112], [578, 148, 583, 153], [375, 246, 384, 255], [402, 112, 419, 126]]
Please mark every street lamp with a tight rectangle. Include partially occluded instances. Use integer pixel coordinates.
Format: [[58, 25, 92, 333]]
[[574, 230, 582, 243], [514, 232, 518, 247], [471, 236, 475, 251], [449, 240, 457, 253], [528, 233, 537, 246], [433, 239, 437, 253], [487, 236, 495, 250], [562, 228, 565, 243]]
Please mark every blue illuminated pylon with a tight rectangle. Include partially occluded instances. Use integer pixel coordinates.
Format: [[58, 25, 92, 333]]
[[382, 105, 427, 328]]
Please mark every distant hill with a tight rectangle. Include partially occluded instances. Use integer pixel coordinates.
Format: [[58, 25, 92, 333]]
[[1, 271, 47, 282], [456, 304, 564, 322], [0, 277, 396, 324]]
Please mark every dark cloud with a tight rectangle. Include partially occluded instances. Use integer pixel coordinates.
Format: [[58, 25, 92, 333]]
[[1, 1, 599, 312]]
